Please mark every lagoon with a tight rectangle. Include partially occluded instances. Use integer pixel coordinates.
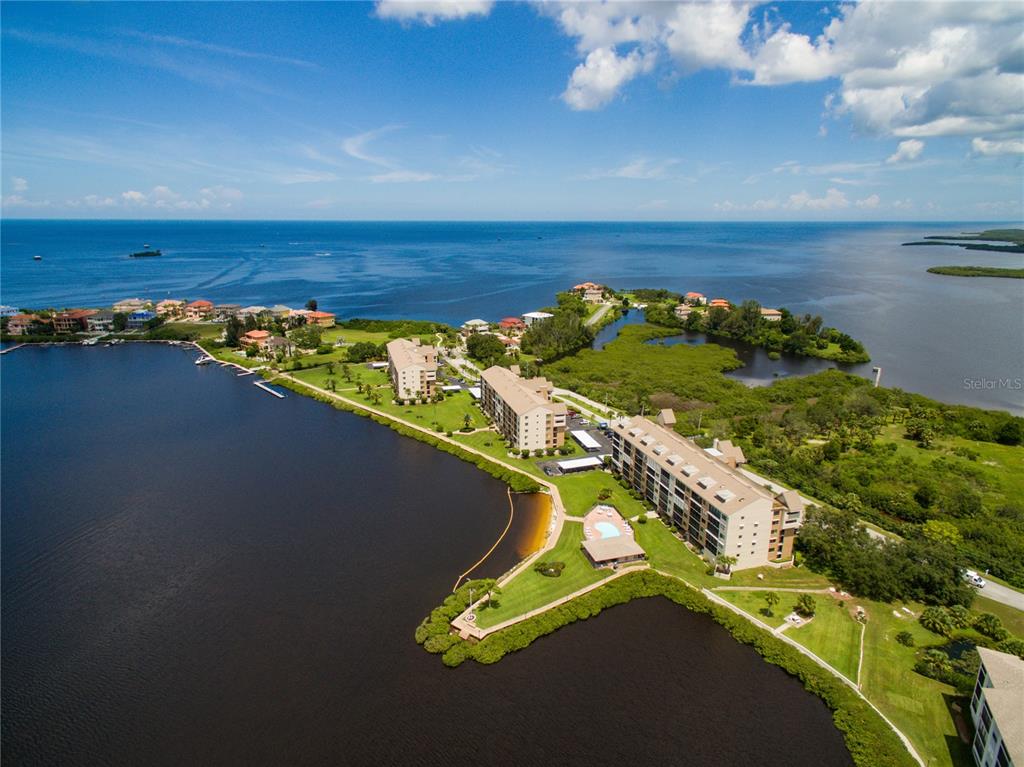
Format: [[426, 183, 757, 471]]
[[1, 344, 852, 765]]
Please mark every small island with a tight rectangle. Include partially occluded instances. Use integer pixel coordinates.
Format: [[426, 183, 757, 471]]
[[902, 228, 1024, 254], [927, 265, 1024, 279]]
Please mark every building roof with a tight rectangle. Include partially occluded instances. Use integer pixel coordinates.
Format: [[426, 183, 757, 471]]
[[462, 318, 489, 327], [977, 648, 1024, 761], [613, 415, 774, 515], [715, 439, 747, 465], [266, 336, 293, 347], [709, 298, 730, 305], [573, 281, 603, 290], [157, 298, 184, 306], [10, 313, 37, 321], [88, 310, 115, 320], [778, 489, 805, 515], [481, 365, 567, 418], [244, 330, 270, 340], [187, 300, 213, 308], [58, 309, 98, 319], [386, 337, 437, 372], [499, 317, 525, 326], [582, 536, 645, 563], [760, 308, 783, 316], [522, 311, 554, 320], [307, 311, 335, 319]]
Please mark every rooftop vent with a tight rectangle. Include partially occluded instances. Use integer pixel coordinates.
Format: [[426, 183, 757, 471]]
[[715, 489, 735, 503], [681, 465, 698, 476], [697, 476, 714, 489]]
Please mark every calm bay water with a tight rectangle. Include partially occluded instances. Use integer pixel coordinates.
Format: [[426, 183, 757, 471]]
[[2, 220, 1022, 412], [1, 345, 854, 766]]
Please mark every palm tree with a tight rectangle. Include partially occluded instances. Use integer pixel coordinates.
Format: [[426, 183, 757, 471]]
[[764, 591, 780, 616], [715, 554, 738, 575]]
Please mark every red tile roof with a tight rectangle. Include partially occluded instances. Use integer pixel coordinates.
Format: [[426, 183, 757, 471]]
[[187, 300, 213, 308], [685, 291, 704, 297], [308, 311, 335, 318], [244, 330, 270, 339]]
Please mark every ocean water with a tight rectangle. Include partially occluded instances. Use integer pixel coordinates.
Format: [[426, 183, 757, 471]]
[[2, 219, 1022, 412], [1, 345, 854, 766]]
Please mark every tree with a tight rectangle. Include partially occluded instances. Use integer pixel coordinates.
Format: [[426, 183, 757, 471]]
[[764, 591, 780, 616], [341, 363, 352, 382], [224, 316, 243, 347], [112, 312, 127, 332], [795, 594, 816, 617], [306, 298, 318, 312], [466, 333, 507, 365], [895, 631, 915, 647], [347, 341, 382, 362], [290, 324, 323, 350], [973, 613, 1009, 642], [244, 313, 258, 332], [920, 606, 954, 637], [922, 519, 962, 547], [714, 554, 737, 574], [462, 413, 472, 431]]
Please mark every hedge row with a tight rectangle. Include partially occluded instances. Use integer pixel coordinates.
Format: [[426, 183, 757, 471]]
[[275, 377, 542, 493], [423, 570, 916, 767]]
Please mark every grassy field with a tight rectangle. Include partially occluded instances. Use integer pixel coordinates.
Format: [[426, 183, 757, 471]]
[[164, 321, 224, 340], [473, 522, 612, 628], [859, 601, 972, 767], [716, 590, 790, 628], [290, 364, 390, 391], [973, 595, 1024, 636], [786, 596, 863, 682], [728, 565, 832, 589], [554, 392, 614, 417], [632, 518, 719, 588]]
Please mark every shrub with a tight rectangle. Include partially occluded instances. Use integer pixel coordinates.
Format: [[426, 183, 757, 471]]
[[895, 631, 915, 647], [795, 594, 816, 618], [920, 606, 954, 637], [973, 613, 1010, 642]]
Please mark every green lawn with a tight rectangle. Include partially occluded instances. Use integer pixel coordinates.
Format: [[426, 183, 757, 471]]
[[165, 321, 224, 340], [859, 600, 972, 767], [729, 565, 832, 589], [632, 518, 719, 589], [290, 364, 390, 391], [554, 393, 613, 417], [554, 470, 646, 517], [973, 595, 1024, 636], [320, 327, 392, 346], [473, 522, 612, 628], [717, 590, 789, 628], [786, 596, 863, 682]]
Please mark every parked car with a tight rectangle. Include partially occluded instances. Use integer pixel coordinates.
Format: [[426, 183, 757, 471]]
[[963, 569, 987, 588]]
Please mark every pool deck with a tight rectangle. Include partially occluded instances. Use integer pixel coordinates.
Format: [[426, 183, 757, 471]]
[[583, 504, 634, 542]]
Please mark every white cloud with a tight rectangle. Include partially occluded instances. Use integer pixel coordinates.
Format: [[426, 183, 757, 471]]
[[785, 188, 849, 211], [533, 1, 1024, 143], [122, 190, 147, 205], [369, 170, 438, 183], [886, 139, 924, 164], [713, 197, 779, 212], [375, 1, 492, 25], [12, 177, 28, 192], [971, 137, 1024, 156], [855, 194, 881, 209], [562, 46, 656, 111], [200, 185, 243, 202], [583, 157, 680, 180]]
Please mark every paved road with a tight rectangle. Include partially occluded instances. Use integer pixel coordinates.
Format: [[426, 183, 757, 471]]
[[585, 302, 613, 327], [978, 580, 1024, 611]]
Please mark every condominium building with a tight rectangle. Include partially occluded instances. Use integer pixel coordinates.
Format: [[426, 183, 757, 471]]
[[479, 365, 567, 453], [386, 337, 438, 400], [970, 647, 1023, 767], [609, 410, 804, 569]]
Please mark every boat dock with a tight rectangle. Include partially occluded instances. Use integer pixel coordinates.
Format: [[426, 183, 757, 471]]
[[253, 381, 285, 399], [0, 344, 26, 355]]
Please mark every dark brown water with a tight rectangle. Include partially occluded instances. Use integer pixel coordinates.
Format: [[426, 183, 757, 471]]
[[1, 345, 853, 766]]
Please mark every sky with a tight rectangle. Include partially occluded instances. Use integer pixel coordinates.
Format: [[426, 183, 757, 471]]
[[1, 1, 1022, 221]]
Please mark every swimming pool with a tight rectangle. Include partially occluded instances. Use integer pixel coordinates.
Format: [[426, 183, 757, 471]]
[[594, 521, 620, 538]]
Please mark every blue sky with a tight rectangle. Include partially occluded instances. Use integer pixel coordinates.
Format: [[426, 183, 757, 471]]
[[2, 1, 1022, 220]]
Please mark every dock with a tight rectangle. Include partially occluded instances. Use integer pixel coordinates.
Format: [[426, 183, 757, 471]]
[[0, 344, 26, 355], [253, 381, 285, 398]]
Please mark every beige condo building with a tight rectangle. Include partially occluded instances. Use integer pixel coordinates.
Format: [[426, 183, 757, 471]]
[[610, 410, 803, 569], [479, 366, 567, 452], [387, 338, 438, 400]]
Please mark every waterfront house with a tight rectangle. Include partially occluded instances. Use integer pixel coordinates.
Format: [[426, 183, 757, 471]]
[[709, 298, 731, 310], [214, 304, 241, 321], [461, 318, 489, 334], [126, 310, 156, 330], [479, 365, 567, 453], [53, 309, 98, 333], [87, 310, 115, 332], [498, 317, 526, 333], [0, 305, 17, 318], [573, 282, 606, 303], [609, 410, 804, 569], [684, 292, 707, 306], [184, 300, 214, 321], [497, 334, 520, 351], [387, 337, 438, 400], [674, 304, 692, 321], [239, 305, 269, 319], [113, 298, 148, 313], [306, 311, 336, 328], [760, 308, 783, 322], [156, 299, 186, 317], [241, 329, 271, 349], [269, 304, 292, 319], [970, 647, 1023, 767], [522, 311, 554, 327], [266, 335, 295, 356], [7, 313, 39, 335]]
